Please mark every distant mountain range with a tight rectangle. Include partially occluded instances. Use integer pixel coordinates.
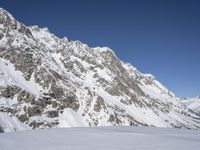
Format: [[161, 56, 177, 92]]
[[0, 8, 200, 132], [182, 97, 200, 115]]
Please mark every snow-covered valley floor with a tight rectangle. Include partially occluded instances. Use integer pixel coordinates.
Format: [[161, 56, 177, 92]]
[[0, 127, 200, 150]]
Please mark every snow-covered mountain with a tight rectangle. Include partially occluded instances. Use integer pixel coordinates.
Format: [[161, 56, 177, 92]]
[[0, 7, 200, 132], [182, 97, 200, 115]]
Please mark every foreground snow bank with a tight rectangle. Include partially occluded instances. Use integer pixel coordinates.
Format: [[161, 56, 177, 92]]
[[0, 127, 200, 150]]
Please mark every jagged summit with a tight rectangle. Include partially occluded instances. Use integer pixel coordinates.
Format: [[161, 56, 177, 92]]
[[0, 7, 15, 22], [0, 7, 200, 132]]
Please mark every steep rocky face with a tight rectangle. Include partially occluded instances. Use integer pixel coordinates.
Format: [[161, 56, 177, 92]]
[[0, 8, 200, 132]]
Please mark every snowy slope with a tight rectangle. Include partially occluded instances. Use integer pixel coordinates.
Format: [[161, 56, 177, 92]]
[[0, 7, 200, 132], [0, 127, 200, 150], [0, 112, 30, 132], [182, 97, 200, 115]]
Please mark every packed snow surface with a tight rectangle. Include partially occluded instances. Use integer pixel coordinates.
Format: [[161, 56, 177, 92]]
[[0, 126, 200, 150]]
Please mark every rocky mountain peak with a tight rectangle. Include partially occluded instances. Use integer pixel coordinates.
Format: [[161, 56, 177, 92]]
[[0, 7, 200, 132], [0, 8, 32, 38], [0, 8, 15, 24]]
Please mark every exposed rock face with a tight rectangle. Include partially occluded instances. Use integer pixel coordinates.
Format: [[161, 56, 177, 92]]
[[0, 127, 3, 133], [0, 7, 200, 132]]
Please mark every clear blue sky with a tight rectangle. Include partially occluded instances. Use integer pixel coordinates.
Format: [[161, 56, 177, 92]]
[[0, 0, 200, 97]]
